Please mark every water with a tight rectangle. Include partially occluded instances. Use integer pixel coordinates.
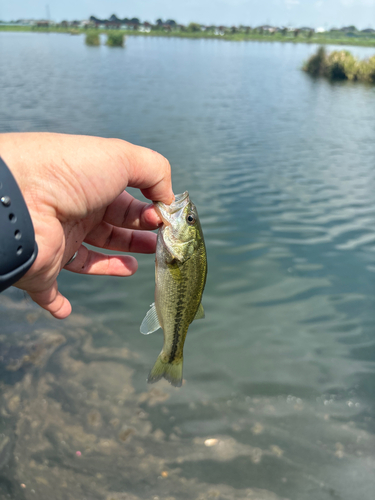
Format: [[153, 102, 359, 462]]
[[1, 32, 375, 499]]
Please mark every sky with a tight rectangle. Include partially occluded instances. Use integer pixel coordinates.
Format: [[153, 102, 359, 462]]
[[1, 0, 375, 29]]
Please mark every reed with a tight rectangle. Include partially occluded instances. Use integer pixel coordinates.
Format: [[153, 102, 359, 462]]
[[85, 31, 100, 46], [106, 32, 125, 47], [304, 47, 375, 83]]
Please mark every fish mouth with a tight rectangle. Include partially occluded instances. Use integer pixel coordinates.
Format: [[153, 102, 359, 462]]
[[154, 191, 190, 223]]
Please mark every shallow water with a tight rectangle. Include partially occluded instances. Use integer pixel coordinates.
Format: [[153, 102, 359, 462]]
[[1, 32, 375, 500]]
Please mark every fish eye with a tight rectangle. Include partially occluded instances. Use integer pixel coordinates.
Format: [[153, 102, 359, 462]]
[[186, 213, 196, 225]]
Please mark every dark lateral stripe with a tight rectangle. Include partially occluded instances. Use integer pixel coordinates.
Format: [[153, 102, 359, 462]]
[[169, 331, 180, 363], [168, 288, 186, 363]]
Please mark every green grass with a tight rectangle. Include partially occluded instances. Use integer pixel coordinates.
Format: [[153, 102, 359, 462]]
[[85, 31, 100, 46], [106, 32, 125, 47], [1, 25, 375, 48], [304, 46, 375, 83]]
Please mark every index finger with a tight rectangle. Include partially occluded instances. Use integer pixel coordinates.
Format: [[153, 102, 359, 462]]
[[116, 140, 174, 204]]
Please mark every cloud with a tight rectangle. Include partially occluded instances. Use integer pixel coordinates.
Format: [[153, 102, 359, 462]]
[[285, 0, 300, 8], [341, 0, 375, 4]]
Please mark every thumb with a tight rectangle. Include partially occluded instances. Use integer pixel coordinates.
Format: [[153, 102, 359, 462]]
[[28, 281, 72, 319]]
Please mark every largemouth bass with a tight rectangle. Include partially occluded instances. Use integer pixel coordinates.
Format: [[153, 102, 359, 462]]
[[140, 191, 207, 387]]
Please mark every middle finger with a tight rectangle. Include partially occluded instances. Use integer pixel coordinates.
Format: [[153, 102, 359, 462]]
[[85, 221, 157, 254], [103, 191, 162, 230]]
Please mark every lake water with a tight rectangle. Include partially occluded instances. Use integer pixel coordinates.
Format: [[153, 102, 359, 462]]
[[1, 32, 375, 500]]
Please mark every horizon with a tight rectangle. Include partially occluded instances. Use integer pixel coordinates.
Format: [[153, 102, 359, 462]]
[[0, 1, 374, 30], [2, 15, 374, 31]]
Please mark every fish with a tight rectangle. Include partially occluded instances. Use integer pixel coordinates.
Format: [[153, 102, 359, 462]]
[[140, 191, 207, 387]]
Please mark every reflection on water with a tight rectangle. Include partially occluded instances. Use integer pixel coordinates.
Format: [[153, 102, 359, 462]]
[[1, 33, 375, 499]]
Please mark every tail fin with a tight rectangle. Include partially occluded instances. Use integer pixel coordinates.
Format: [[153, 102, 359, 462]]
[[147, 355, 183, 387]]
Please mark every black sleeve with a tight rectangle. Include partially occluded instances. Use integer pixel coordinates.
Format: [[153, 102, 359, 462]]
[[0, 157, 38, 292]]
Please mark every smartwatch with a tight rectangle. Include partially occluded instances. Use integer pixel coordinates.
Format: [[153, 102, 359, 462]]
[[0, 157, 38, 292]]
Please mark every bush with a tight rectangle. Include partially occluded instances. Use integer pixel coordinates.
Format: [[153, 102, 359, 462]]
[[303, 46, 326, 76], [357, 56, 375, 82], [325, 50, 358, 80], [85, 31, 100, 46], [106, 32, 125, 47], [304, 47, 375, 83]]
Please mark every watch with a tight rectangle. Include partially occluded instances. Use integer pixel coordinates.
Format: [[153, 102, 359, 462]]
[[0, 157, 38, 292]]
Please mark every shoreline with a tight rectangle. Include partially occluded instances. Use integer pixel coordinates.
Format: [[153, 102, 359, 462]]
[[1, 25, 375, 48]]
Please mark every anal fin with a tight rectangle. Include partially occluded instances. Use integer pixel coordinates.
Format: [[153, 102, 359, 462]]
[[194, 302, 205, 321]]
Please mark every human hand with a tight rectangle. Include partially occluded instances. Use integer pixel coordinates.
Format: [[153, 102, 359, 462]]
[[0, 133, 174, 319]]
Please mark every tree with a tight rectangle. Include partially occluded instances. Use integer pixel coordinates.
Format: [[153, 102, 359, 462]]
[[188, 22, 201, 32], [109, 14, 121, 23]]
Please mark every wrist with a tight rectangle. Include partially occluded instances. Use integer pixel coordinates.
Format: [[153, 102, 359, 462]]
[[0, 157, 38, 292]]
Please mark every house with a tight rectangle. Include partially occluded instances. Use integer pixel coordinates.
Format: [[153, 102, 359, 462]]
[[257, 25, 277, 33], [139, 22, 152, 33], [79, 20, 92, 28], [15, 19, 35, 26], [122, 22, 137, 30], [36, 20, 49, 27]]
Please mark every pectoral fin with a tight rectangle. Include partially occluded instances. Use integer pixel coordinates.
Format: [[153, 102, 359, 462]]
[[194, 303, 205, 320], [140, 303, 161, 335]]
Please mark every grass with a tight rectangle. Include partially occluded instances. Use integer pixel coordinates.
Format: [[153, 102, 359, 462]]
[[85, 31, 100, 46], [106, 32, 125, 47], [1, 25, 375, 48], [304, 46, 375, 82]]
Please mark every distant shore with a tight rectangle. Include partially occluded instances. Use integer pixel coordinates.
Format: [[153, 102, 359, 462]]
[[1, 25, 375, 48]]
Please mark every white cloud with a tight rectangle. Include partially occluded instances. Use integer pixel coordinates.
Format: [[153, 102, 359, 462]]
[[285, 0, 300, 8], [341, 0, 375, 5]]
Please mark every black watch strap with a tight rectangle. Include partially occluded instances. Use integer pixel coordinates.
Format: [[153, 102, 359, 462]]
[[0, 157, 38, 293]]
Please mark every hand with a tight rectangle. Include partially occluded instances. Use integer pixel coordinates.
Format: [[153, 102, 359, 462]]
[[0, 133, 174, 319]]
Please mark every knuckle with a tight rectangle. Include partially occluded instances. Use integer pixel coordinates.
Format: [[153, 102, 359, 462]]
[[110, 137, 125, 148]]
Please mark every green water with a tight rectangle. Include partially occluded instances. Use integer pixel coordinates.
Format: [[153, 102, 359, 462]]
[[1, 32, 375, 499]]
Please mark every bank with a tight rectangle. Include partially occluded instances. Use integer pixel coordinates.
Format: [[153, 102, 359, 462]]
[[1, 25, 375, 48]]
